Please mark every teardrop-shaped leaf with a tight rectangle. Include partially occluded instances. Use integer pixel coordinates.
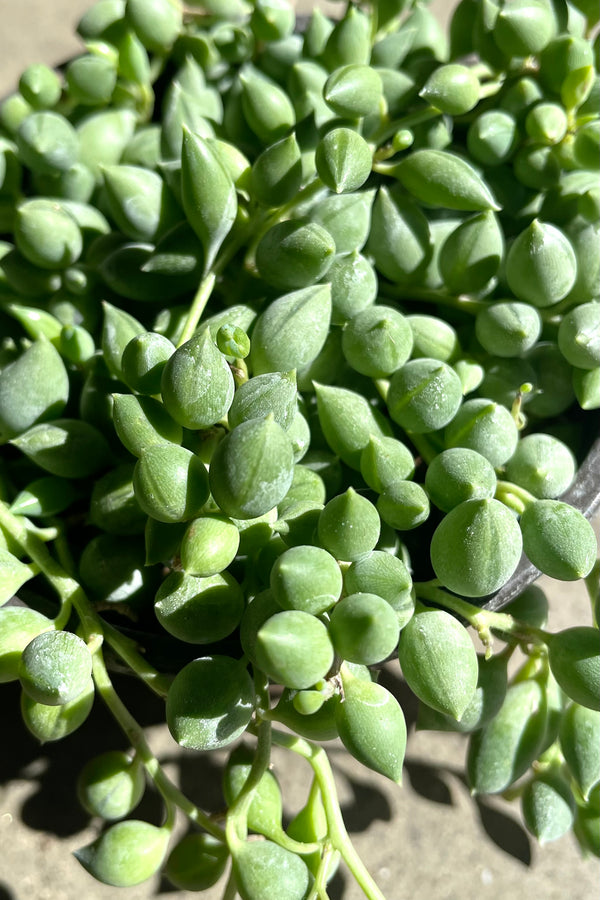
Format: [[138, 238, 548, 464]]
[[74, 820, 170, 887], [399, 608, 478, 720], [366, 186, 431, 284], [250, 284, 331, 375], [0, 606, 54, 684], [549, 627, 600, 712], [101, 164, 180, 241], [394, 149, 500, 211], [209, 416, 294, 519], [101, 301, 145, 379], [0, 338, 69, 439], [335, 664, 406, 783], [223, 745, 284, 839], [232, 839, 311, 900], [314, 382, 392, 470], [0, 548, 36, 605], [160, 328, 235, 430], [181, 128, 237, 274], [467, 679, 548, 794], [559, 703, 600, 799], [315, 127, 372, 194], [11, 419, 111, 478], [166, 655, 255, 750], [229, 370, 298, 430]]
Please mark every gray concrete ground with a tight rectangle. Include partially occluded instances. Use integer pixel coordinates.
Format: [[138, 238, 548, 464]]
[[1, 2, 599, 899]]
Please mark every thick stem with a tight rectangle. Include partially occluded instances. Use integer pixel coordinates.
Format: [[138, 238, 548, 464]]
[[269, 729, 388, 900], [177, 271, 217, 346], [91, 644, 226, 841], [414, 581, 551, 649]]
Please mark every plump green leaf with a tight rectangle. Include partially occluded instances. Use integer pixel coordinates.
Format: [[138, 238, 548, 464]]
[[74, 820, 170, 887], [335, 664, 406, 783], [166, 655, 255, 750], [394, 149, 500, 211], [181, 129, 237, 274], [399, 608, 478, 720]]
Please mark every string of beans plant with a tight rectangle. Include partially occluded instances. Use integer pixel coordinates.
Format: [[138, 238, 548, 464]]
[[0, 0, 599, 897]]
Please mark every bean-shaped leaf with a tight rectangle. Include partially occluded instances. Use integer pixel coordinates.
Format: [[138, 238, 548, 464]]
[[11, 419, 111, 478], [166, 655, 255, 750], [0, 607, 53, 684], [549, 627, 600, 712], [559, 704, 600, 799], [399, 608, 478, 720], [335, 664, 406, 783], [181, 128, 237, 275], [467, 679, 548, 794], [394, 149, 500, 211], [250, 284, 331, 375], [74, 820, 170, 887], [0, 338, 69, 439], [160, 328, 235, 430]]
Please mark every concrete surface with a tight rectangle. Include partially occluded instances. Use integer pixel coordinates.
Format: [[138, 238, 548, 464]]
[[1, 2, 599, 900]]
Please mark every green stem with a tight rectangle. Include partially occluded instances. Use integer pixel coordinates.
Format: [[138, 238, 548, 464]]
[[269, 728, 387, 900], [177, 271, 217, 347], [226, 673, 273, 847], [371, 106, 440, 147], [0, 501, 171, 697], [414, 581, 551, 650], [495, 480, 537, 514], [381, 285, 487, 315], [91, 643, 226, 842], [101, 620, 172, 698]]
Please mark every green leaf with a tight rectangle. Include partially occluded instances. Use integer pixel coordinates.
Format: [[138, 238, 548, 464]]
[[315, 127, 372, 194], [335, 664, 406, 783], [399, 608, 479, 720], [164, 833, 229, 892], [166, 655, 255, 750], [255, 219, 336, 290], [209, 416, 294, 519], [77, 750, 146, 820], [125, 0, 183, 53], [250, 284, 331, 375], [366, 186, 431, 284], [11, 419, 111, 478], [520, 501, 597, 581], [133, 444, 209, 523], [430, 499, 523, 597], [181, 129, 237, 275], [0, 338, 69, 439], [549, 627, 600, 711], [228, 370, 298, 431], [467, 679, 548, 794], [155, 570, 244, 641], [232, 839, 311, 900], [160, 328, 235, 430], [314, 382, 392, 470], [101, 164, 180, 241], [239, 65, 295, 145], [0, 548, 36, 605], [101, 300, 145, 379], [74, 820, 170, 887], [394, 149, 500, 211], [223, 744, 284, 839], [559, 704, 600, 800], [251, 133, 302, 207], [323, 65, 383, 119]]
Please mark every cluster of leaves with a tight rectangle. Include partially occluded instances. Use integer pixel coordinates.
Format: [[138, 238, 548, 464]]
[[0, 0, 599, 897]]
